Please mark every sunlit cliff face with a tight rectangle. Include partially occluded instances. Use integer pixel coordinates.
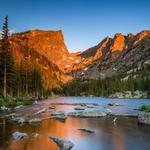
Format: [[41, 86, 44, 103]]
[[110, 33, 125, 52]]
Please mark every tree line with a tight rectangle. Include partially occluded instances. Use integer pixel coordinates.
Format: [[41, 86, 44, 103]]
[[57, 65, 150, 98], [0, 16, 44, 98]]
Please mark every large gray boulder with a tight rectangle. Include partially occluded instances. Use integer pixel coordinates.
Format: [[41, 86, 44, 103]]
[[138, 113, 150, 125], [49, 136, 74, 150], [68, 110, 107, 118], [12, 131, 28, 141], [51, 111, 67, 121]]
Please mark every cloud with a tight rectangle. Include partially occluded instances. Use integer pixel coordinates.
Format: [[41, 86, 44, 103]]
[[9, 29, 15, 35]]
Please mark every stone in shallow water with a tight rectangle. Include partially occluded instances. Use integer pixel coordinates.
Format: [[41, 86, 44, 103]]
[[49, 136, 74, 150], [78, 128, 95, 133], [29, 118, 42, 125], [15, 105, 23, 109], [138, 113, 150, 125], [17, 117, 25, 125], [86, 105, 96, 108], [12, 131, 28, 141], [51, 111, 67, 121], [108, 103, 121, 106], [74, 106, 85, 110], [32, 132, 39, 138], [68, 110, 107, 118], [105, 109, 112, 114], [49, 106, 56, 109], [33, 108, 47, 115]]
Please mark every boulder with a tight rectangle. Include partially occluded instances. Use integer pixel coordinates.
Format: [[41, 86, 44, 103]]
[[5, 113, 16, 119], [51, 111, 67, 121], [17, 117, 25, 125], [12, 131, 28, 141], [33, 108, 46, 115], [105, 108, 112, 114], [86, 105, 96, 108], [74, 107, 85, 110], [80, 103, 87, 107], [29, 118, 42, 125], [32, 132, 39, 138], [68, 110, 107, 118], [15, 105, 23, 109], [49, 136, 74, 150], [108, 103, 121, 106], [49, 106, 56, 109], [0, 106, 10, 111], [138, 113, 150, 125], [33, 101, 38, 105], [78, 128, 95, 133]]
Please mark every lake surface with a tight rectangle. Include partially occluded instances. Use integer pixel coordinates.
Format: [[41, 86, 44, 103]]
[[0, 97, 150, 150]]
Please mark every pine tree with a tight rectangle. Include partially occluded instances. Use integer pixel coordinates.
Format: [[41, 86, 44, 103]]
[[0, 16, 14, 97]]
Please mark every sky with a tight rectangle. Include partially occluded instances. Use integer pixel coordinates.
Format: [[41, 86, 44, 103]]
[[0, 0, 150, 52]]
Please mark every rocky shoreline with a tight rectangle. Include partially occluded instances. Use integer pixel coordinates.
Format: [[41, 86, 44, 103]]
[[109, 90, 148, 99], [1, 101, 150, 125]]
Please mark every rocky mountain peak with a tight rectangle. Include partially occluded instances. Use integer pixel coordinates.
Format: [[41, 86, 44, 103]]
[[133, 30, 150, 46], [110, 33, 125, 52], [11, 30, 69, 70]]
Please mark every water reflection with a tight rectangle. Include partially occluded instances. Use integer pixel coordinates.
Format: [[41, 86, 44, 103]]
[[112, 126, 125, 150], [0, 97, 150, 150], [0, 117, 148, 150]]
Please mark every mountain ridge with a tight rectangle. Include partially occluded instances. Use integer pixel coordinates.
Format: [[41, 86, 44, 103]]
[[6, 29, 150, 91]]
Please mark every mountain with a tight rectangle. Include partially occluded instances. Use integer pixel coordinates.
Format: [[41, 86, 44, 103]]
[[73, 30, 150, 80], [8, 30, 71, 91], [6, 29, 150, 95]]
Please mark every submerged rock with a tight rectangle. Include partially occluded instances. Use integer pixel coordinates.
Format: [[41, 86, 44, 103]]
[[12, 131, 28, 141], [74, 107, 85, 110], [51, 111, 67, 121], [32, 132, 39, 138], [108, 103, 121, 106], [49, 106, 56, 109], [80, 103, 87, 107], [105, 109, 112, 114], [86, 105, 96, 108], [29, 118, 42, 125], [17, 117, 25, 125], [33, 108, 46, 115], [68, 110, 107, 118], [138, 113, 150, 125], [78, 128, 95, 133], [49, 136, 74, 150]]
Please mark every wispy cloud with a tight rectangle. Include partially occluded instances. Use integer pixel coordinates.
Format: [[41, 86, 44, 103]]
[[9, 29, 15, 35]]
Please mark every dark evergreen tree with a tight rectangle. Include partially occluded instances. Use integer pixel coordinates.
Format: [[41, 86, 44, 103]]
[[0, 16, 15, 97]]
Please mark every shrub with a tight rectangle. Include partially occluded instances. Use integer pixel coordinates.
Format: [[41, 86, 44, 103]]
[[140, 105, 150, 112]]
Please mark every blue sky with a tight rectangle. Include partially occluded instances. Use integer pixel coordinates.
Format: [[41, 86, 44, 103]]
[[0, 0, 150, 52]]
